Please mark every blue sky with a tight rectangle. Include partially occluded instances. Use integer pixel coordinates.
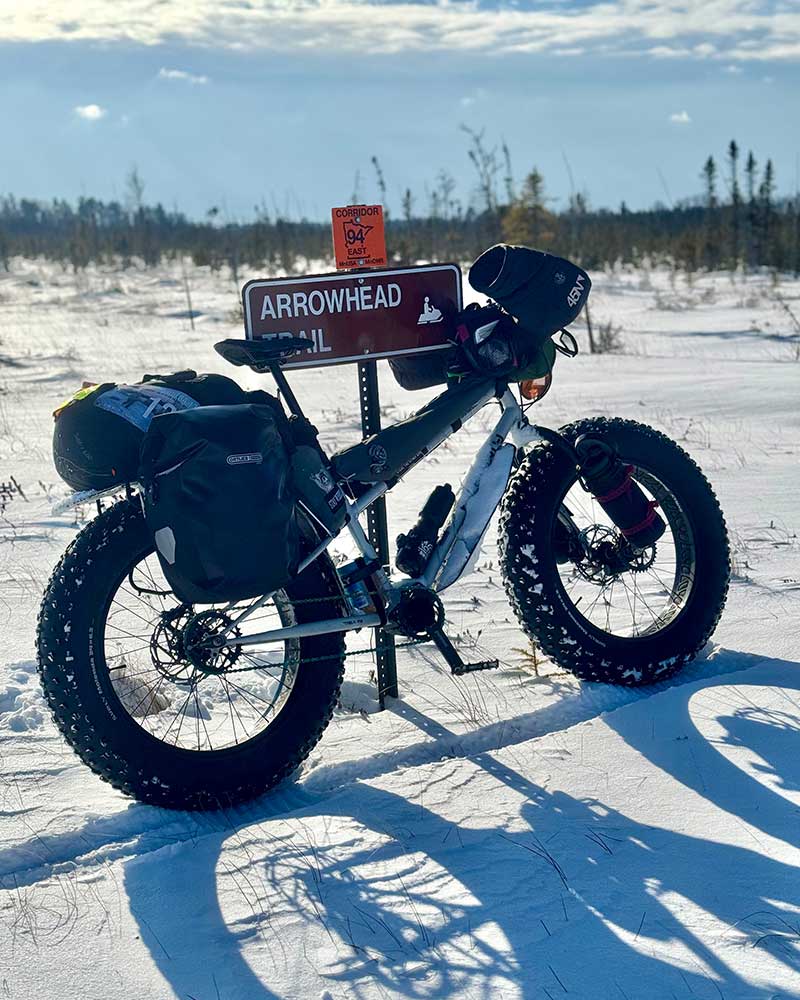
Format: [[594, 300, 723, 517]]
[[1, 1, 798, 219]]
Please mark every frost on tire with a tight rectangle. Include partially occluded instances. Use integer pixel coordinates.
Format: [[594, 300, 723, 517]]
[[36, 499, 347, 810], [499, 418, 730, 686]]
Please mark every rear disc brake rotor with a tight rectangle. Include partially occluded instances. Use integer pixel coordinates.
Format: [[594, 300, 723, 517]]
[[182, 610, 241, 674]]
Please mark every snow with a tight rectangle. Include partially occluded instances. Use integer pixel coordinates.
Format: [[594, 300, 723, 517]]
[[1, 257, 799, 998]]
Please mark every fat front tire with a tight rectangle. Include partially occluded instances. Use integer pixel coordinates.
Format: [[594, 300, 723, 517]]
[[499, 418, 730, 685], [37, 499, 346, 810]]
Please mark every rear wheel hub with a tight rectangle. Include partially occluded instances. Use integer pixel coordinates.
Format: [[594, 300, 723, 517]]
[[182, 610, 241, 674]]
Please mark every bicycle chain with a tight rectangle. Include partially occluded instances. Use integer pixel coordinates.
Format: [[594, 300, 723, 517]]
[[215, 591, 429, 675], [223, 636, 427, 675], [131, 590, 431, 676]]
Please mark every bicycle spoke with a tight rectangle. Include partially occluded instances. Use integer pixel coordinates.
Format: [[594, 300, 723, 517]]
[[557, 462, 694, 639], [104, 553, 299, 752]]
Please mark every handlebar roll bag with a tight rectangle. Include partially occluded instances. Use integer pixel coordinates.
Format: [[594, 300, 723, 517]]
[[468, 244, 591, 364]]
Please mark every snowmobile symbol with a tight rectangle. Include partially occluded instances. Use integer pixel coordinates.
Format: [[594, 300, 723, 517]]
[[417, 296, 443, 325]]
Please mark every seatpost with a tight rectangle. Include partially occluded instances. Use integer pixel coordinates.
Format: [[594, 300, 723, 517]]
[[269, 361, 333, 468], [268, 363, 305, 419]]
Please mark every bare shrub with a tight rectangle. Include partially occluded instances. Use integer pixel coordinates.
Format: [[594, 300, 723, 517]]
[[776, 294, 800, 361], [594, 320, 624, 354]]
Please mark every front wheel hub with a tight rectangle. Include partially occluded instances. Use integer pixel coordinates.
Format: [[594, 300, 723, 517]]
[[573, 524, 657, 584]]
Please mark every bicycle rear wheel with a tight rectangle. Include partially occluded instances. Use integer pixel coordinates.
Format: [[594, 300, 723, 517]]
[[37, 499, 346, 809]]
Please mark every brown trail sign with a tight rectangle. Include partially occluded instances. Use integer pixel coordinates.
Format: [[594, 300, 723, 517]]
[[242, 264, 463, 368]]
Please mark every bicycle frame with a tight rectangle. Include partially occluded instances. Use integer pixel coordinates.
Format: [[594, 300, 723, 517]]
[[223, 387, 544, 651]]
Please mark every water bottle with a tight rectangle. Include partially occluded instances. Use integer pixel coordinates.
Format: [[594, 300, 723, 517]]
[[340, 559, 377, 614], [396, 484, 455, 577]]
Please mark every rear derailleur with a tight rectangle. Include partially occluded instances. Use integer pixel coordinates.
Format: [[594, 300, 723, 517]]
[[385, 585, 498, 677]]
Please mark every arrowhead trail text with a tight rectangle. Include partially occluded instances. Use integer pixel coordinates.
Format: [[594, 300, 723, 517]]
[[259, 282, 402, 321]]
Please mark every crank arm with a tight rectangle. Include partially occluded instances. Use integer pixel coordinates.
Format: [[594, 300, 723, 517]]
[[428, 627, 499, 676]]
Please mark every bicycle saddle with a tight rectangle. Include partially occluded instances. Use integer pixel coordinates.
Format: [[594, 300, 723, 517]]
[[214, 337, 313, 371]]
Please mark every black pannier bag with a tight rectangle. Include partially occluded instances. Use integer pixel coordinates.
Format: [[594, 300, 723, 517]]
[[53, 371, 249, 491], [468, 244, 591, 367], [139, 403, 300, 605]]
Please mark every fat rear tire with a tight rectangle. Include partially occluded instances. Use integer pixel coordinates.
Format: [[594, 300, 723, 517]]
[[499, 418, 730, 685], [36, 499, 346, 810]]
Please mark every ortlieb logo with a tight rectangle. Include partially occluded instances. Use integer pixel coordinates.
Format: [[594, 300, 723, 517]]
[[226, 452, 263, 466]]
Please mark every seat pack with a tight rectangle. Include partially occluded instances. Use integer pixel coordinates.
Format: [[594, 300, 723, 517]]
[[52, 371, 249, 491]]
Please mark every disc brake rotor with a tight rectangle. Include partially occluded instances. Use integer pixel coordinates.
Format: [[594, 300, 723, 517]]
[[150, 607, 241, 683], [572, 524, 657, 584]]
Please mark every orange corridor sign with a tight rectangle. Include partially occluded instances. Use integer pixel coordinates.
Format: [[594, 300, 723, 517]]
[[331, 204, 387, 270]]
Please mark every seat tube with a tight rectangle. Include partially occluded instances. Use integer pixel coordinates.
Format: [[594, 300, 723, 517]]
[[268, 363, 305, 418], [346, 502, 393, 601]]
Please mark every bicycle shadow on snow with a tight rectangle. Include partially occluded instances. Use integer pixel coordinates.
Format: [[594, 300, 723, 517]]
[[114, 647, 800, 998], [2, 647, 794, 998]]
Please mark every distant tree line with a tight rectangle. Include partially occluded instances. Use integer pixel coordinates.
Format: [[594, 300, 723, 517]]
[[1, 138, 798, 275]]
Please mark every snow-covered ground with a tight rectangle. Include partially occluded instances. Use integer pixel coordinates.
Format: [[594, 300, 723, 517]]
[[0, 258, 798, 999]]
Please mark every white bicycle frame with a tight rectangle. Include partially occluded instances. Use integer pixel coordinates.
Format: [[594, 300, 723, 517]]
[[221, 387, 543, 651]]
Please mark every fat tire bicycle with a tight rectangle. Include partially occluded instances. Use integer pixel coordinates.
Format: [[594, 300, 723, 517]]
[[37, 336, 730, 809]]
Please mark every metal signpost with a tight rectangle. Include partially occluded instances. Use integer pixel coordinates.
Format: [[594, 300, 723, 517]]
[[356, 358, 397, 703], [241, 207, 463, 707]]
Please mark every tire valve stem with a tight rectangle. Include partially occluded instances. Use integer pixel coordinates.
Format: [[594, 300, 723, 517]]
[[575, 436, 666, 550]]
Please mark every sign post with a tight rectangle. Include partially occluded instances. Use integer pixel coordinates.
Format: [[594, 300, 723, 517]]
[[241, 207, 463, 708], [335, 204, 396, 705], [355, 357, 398, 706]]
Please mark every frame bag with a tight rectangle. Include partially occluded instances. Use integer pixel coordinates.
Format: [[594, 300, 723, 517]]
[[140, 403, 300, 605]]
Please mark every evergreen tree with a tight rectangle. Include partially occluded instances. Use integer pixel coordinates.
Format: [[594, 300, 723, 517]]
[[759, 159, 776, 266], [727, 140, 741, 265], [702, 156, 718, 268], [703, 156, 718, 209], [745, 151, 758, 269], [501, 169, 554, 248]]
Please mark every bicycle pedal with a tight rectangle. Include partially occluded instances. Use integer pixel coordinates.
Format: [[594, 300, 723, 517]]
[[450, 658, 500, 676], [427, 625, 499, 677]]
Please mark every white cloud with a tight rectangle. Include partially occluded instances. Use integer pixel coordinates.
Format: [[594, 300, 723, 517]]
[[74, 103, 106, 120], [158, 67, 209, 85], [669, 110, 691, 124], [460, 87, 488, 108], [648, 46, 690, 59], [724, 63, 743, 73], [3, 2, 799, 63]]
